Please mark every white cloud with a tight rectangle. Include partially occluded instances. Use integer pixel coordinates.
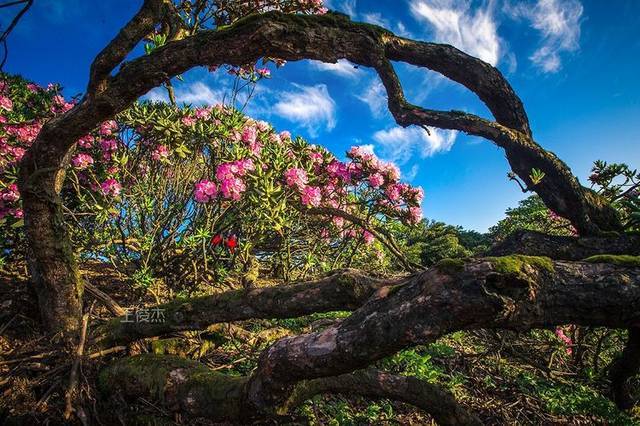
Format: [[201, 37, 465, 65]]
[[405, 164, 420, 181], [362, 12, 390, 27], [143, 81, 224, 105], [505, 0, 583, 72], [409, 0, 501, 66], [373, 126, 457, 163], [324, 0, 357, 17], [273, 84, 336, 136], [310, 59, 362, 78], [355, 78, 388, 118]]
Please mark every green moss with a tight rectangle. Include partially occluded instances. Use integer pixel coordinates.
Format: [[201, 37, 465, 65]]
[[583, 255, 640, 267], [434, 258, 465, 274], [485, 255, 554, 274]]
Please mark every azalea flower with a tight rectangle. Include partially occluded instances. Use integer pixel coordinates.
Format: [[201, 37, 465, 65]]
[[301, 186, 322, 207], [71, 153, 94, 170], [284, 168, 308, 190], [100, 178, 122, 197], [194, 180, 218, 203]]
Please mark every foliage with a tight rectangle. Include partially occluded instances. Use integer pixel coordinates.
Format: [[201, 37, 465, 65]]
[[389, 219, 489, 267], [589, 160, 640, 231], [1, 74, 423, 290], [489, 195, 576, 241]]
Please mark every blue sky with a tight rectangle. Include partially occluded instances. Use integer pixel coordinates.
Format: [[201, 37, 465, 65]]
[[3, 0, 639, 231]]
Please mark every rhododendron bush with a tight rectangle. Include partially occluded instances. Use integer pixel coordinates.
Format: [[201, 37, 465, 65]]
[[1, 74, 423, 289]]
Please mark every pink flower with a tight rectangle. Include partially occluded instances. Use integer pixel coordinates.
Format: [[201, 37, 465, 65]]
[[385, 184, 402, 202], [71, 153, 94, 170], [99, 120, 118, 136], [77, 135, 94, 148], [241, 125, 257, 145], [256, 67, 271, 78], [194, 107, 211, 119], [220, 177, 246, 201], [26, 83, 40, 93], [279, 131, 291, 141], [194, 180, 218, 203], [181, 116, 196, 126], [1, 184, 19, 202], [381, 162, 401, 182], [100, 178, 122, 197], [326, 160, 351, 182], [151, 145, 169, 161], [301, 186, 322, 207], [363, 231, 375, 245], [407, 206, 422, 224], [0, 95, 13, 111], [368, 173, 384, 188], [100, 139, 118, 152], [284, 168, 308, 190], [10, 208, 23, 219], [555, 327, 573, 355]]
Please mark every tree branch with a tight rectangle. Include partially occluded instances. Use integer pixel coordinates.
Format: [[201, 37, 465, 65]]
[[94, 268, 401, 347]]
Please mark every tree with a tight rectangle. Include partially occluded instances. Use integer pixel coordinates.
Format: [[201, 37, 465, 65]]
[[10, 0, 640, 421]]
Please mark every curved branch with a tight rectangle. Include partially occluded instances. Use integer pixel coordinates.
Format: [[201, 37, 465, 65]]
[[489, 230, 640, 260], [101, 355, 480, 425], [94, 268, 401, 346], [245, 257, 640, 411], [87, 0, 175, 94], [283, 369, 482, 425]]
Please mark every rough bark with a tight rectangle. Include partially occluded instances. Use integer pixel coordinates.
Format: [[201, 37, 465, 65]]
[[610, 327, 640, 409], [100, 355, 479, 425], [95, 269, 398, 347], [244, 257, 640, 411], [99, 257, 640, 421], [489, 230, 640, 260]]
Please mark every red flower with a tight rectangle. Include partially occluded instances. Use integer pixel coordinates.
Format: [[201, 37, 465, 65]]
[[211, 234, 223, 246], [226, 235, 238, 251]]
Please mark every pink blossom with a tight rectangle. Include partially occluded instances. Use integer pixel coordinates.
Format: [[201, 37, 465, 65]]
[[256, 121, 270, 132], [1, 184, 19, 202], [301, 186, 322, 207], [100, 139, 119, 157], [363, 231, 375, 245], [194, 180, 218, 203], [181, 116, 196, 126], [26, 83, 40, 93], [77, 135, 94, 148], [284, 168, 308, 190], [385, 184, 402, 202], [220, 177, 246, 201], [279, 131, 291, 141], [555, 327, 573, 355], [10, 208, 23, 219], [407, 206, 422, 224], [71, 153, 94, 170], [194, 107, 211, 119], [326, 160, 351, 182], [100, 178, 122, 197], [241, 125, 257, 145], [151, 145, 169, 161], [0, 95, 12, 111], [256, 67, 271, 78], [369, 173, 384, 188], [381, 162, 401, 182], [99, 120, 118, 136]]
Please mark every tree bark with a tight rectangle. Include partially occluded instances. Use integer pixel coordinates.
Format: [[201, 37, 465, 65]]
[[99, 257, 640, 421], [489, 230, 640, 260], [94, 269, 397, 346]]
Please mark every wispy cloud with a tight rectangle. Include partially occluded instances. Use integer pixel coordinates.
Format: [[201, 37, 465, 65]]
[[143, 81, 224, 105], [355, 78, 388, 118], [505, 0, 583, 72], [273, 84, 336, 136], [310, 59, 362, 78], [409, 0, 501, 66], [324, 0, 357, 16], [373, 126, 457, 163]]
